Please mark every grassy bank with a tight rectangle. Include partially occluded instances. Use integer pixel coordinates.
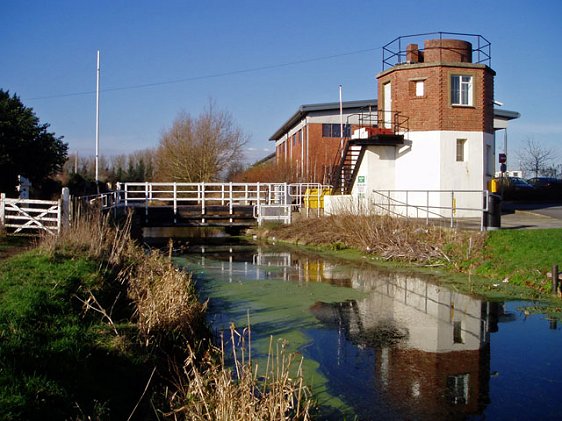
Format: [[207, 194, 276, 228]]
[[258, 215, 562, 304], [0, 250, 151, 419], [0, 212, 312, 420], [0, 236, 33, 260]]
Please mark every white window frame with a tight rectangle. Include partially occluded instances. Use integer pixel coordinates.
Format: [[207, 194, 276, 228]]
[[451, 74, 473, 106], [415, 80, 424, 97]]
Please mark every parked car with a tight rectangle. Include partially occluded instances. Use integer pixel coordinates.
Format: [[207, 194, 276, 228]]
[[526, 177, 562, 201], [492, 176, 535, 200]]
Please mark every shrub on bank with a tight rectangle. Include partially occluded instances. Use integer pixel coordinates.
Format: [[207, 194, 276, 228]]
[[261, 214, 562, 299], [264, 214, 485, 266]]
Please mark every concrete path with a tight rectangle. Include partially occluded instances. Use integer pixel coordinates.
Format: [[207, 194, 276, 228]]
[[500, 202, 562, 230]]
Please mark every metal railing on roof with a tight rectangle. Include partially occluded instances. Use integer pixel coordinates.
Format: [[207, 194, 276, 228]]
[[382, 32, 491, 70]]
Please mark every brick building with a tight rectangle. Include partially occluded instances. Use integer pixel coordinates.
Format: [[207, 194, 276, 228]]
[[267, 33, 520, 217], [269, 99, 377, 183]]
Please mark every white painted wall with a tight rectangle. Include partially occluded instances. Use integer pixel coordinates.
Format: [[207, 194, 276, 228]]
[[350, 271, 486, 352], [348, 130, 490, 217], [352, 145, 397, 195]]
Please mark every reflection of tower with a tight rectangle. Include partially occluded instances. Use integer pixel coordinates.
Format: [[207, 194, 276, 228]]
[[367, 274, 491, 418], [312, 268, 492, 419]]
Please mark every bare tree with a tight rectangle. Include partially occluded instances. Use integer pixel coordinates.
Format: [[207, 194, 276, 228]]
[[155, 102, 247, 182], [517, 138, 557, 178]]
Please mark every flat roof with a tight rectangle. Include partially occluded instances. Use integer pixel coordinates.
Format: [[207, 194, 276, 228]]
[[269, 99, 377, 141], [493, 109, 521, 120], [269, 99, 520, 141]]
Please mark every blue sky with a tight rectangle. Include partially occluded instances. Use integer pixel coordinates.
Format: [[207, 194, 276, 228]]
[[2, 0, 561, 167]]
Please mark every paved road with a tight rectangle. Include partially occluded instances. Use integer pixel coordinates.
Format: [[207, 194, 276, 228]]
[[500, 202, 562, 229]]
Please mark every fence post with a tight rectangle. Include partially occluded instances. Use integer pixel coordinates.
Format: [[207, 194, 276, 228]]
[[61, 187, 70, 230], [57, 197, 62, 234], [201, 182, 205, 224], [552, 265, 559, 295], [229, 182, 233, 215], [0, 193, 5, 228]]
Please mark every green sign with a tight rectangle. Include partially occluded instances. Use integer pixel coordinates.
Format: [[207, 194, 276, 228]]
[[358, 176, 365, 184]]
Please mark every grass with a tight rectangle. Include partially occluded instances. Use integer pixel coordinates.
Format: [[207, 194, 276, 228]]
[[1, 208, 314, 420], [474, 229, 562, 293], [0, 250, 152, 420], [0, 236, 33, 260]]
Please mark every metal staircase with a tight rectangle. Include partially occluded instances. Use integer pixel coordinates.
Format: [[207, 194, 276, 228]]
[[331, 140, 366, 194], [329, 110, 409, 195]]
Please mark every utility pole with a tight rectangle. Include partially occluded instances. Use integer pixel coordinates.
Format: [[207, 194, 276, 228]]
[[95, 50, 101, 189]]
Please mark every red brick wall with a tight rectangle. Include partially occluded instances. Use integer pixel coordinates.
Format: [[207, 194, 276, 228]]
[[377, 63, 495, 134], [377, 346, 488, 418], [275, 123, 345, 183]]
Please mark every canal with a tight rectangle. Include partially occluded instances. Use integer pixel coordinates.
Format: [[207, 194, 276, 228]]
[[171, 237, 562, 420]]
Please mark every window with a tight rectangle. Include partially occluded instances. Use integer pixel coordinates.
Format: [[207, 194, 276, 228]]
[[447, 374, 470, 405], [321, 123, 351, 138], [456, 139, 467, 162], [453, 321, 464, 343], [415, 80, 424, 97], [409, 79, 425, 97], [451, 75, 473, 106]]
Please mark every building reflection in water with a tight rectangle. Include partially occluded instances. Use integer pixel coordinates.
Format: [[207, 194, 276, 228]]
[[254, 249, 493, 419], [194, 246, 499, 419]]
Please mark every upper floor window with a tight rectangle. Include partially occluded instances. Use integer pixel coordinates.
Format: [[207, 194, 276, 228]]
[[451, 75, 473, 106], [322, 123, 351, 138], [415, 80, 424, 97]]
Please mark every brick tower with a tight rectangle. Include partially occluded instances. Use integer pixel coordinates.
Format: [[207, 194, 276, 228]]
[[347, 33, 496, 216]]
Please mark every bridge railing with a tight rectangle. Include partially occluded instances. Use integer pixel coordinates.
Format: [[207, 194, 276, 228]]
[[117, 182, 290, 208]]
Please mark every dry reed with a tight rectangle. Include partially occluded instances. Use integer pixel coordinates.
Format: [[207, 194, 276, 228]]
[[39, 204, 205, 343], [39, 205, 311, 419], [264, 212, 485, 266], [166, 325, 312, 420]]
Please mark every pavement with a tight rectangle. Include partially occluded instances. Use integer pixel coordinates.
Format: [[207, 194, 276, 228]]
[[499, 202, 562, 230], [448, 201, 562, 231]]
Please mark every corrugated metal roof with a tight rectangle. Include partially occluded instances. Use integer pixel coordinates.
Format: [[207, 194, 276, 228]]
[[269, 99, 377, 141]]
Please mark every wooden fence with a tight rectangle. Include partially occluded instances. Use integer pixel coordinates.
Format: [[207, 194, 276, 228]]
[[0, 190, 69, 236]]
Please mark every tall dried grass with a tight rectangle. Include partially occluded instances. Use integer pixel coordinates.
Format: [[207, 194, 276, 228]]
[[40, 204, 134, 266], [166, 325, 312, 420], [264, 212, 485, 267], [124, 250, 206, 344], [42, 205, 206, 343], [40, 205, 313, 419]]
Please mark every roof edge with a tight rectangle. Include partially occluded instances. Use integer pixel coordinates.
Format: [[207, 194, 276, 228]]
[[269, 99, 377, 141]]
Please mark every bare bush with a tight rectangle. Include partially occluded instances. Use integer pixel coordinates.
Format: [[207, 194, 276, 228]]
[[155, 102, 247, 182], [263, 213, 485, 266]]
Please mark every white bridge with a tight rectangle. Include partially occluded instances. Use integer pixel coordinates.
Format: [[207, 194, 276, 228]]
[[92, 182, 327, 228]]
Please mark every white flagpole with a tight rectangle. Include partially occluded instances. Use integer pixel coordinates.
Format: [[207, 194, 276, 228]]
[[339, 85, 343, 158], [95, 50, 100, 186]]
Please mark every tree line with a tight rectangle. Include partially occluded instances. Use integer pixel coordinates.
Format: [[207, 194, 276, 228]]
[[1, 91, 274, 197]]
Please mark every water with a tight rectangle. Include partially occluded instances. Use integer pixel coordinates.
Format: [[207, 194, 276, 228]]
[[178, 241, 562, 420]]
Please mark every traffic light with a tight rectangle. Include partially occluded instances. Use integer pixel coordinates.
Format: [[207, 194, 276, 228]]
[[498, 153, 507, 164]]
